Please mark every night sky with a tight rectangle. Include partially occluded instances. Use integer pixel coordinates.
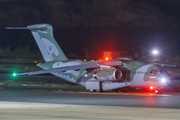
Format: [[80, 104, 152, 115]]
[[1, 0, 180, 59]]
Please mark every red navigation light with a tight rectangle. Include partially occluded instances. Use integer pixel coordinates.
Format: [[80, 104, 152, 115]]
[[150, 86, 154, 90], [105, 57, 109, 60]]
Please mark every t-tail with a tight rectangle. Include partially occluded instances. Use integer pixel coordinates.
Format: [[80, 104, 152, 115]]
[[7, 24, 68, 62]]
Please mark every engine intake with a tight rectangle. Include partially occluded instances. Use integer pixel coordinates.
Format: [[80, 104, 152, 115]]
[[93, 69, 122, 81]]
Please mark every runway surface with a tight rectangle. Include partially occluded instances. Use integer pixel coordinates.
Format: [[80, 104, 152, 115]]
[[0, 89, 180, 120], [0, 90, 180, 109]]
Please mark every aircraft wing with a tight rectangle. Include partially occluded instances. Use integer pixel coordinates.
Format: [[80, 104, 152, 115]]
[[155, 63, 176, 67], [17, 61, 122, 76]]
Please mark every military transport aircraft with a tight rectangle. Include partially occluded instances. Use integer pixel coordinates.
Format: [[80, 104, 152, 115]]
[[6, 24, 173, 94]]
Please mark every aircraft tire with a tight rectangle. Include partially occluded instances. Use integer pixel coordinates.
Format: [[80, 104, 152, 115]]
[[99, 81, 103, 92], [90, 89, 97, 92]]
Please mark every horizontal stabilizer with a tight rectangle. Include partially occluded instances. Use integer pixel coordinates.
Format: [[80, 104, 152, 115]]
[[6, 27, 48, 30]]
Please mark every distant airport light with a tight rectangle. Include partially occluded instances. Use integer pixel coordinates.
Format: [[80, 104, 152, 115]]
[[152, 50, 159, 55]]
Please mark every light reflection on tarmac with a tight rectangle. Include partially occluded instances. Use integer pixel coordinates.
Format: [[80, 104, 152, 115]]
[[0, 90, 180, 120], [66, 91, 176, 96]]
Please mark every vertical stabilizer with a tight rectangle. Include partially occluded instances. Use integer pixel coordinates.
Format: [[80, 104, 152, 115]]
[[27, 24, 68, 62]]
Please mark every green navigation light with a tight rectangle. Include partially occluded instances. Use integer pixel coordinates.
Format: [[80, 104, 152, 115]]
[[12, 73, 17, 77]]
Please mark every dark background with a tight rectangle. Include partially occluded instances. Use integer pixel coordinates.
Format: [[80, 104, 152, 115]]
[[1, 0, 180, 59]]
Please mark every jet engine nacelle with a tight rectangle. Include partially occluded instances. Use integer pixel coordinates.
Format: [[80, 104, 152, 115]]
[[93, 69, 122, 81]]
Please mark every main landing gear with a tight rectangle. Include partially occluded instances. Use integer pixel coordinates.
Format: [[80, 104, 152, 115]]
[[89, 81, 103, 92]]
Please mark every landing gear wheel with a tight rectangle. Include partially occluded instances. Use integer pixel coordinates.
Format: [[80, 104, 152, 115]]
[[155, 89, 162, 94], [90, 89, 96, 92], [99, 81, 103, 92]]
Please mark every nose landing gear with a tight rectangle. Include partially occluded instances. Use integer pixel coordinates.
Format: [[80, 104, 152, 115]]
[[155, 87, 162, 94]]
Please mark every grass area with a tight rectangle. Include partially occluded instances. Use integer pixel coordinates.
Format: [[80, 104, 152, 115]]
[[0, 81, 78, 87]]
